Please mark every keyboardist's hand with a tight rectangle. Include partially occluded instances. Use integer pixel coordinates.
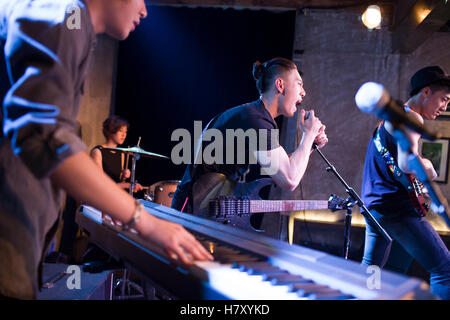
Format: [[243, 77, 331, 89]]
[[136, 213, 214, 266]]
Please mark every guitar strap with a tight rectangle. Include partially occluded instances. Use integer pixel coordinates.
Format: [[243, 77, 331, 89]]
[[373, 121, 413, 193], [190, 111, 250, 183], [190, 113, 222, 181], [177, 113, 224, 212]]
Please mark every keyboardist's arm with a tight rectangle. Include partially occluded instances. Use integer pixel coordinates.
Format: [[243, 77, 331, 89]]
[[50, 151, 213, 265]]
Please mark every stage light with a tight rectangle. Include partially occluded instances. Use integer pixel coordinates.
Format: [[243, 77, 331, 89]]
[[414, 6, 431, 24], [361, 5, 382, 30]]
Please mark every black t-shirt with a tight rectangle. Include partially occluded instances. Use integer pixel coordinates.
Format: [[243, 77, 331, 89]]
[[360, 122, 411, 210], [200, 98, 279, 181], [173, 99, 279, 210], [93, 145, 122, 183]]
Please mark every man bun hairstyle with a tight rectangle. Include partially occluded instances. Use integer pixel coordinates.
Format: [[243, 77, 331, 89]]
[[252, 61, 265, 82], [252, 57, 298, 95]]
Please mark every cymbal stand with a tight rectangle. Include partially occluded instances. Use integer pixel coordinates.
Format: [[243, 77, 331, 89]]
[[129, 152, 140, 196], [129, 137, 142, 196]]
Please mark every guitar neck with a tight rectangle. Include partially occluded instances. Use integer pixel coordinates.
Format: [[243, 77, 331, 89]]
[[249, 200, 329, 213]]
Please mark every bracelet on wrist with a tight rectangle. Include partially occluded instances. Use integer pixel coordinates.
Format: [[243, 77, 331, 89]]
[[123, 200, 143, 231]]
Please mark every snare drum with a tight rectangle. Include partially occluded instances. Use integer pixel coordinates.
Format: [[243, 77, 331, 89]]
[[144, 180, 180, 207]]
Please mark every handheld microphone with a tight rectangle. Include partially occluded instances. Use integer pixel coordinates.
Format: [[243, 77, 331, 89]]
[[303, 111, 322, 150], [354, 82, 441, 140], [303, 111, 318, 150]]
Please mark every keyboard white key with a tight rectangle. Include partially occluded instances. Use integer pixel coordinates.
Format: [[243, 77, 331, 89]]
[[194, 261, 301, 300]]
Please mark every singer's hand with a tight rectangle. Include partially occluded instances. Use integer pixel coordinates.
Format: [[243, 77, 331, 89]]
[[314, 125, 328, 149], [299, 109, 322, 138]]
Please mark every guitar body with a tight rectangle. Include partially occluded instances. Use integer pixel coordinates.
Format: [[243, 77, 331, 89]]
[[192, 173, 273, 232], [407, 175, 430, 217]]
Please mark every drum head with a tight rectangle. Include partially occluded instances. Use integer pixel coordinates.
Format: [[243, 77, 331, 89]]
[[145, 180, 180, 207]]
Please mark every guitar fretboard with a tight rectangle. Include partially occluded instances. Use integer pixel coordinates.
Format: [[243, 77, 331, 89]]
[[249, 200, 329, 213]]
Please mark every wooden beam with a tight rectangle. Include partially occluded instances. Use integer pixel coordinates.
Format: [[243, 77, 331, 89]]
[[392, 0, 450, 53], [148, 0, 379, 10]]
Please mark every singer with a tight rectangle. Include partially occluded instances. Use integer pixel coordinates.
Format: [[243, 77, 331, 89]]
[[171, 57, 327, 231], [359, 66, 450, 300]]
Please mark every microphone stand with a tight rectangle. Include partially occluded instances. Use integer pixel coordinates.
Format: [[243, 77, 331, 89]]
[[391, 122, 450, 228], [312, 144, 393, 263], [342, 196, 358, 259]]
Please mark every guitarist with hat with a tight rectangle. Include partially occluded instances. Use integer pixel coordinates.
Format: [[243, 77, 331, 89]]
[[360, 66, 450, 300]]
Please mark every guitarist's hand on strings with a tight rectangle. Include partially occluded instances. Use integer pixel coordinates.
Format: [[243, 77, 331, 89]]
[[421, 158, 438, 181]]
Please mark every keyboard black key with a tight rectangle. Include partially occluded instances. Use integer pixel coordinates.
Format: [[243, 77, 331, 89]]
[[307, 291, 355, 300], [233, 261, 273, 270], [217, 255, 261, 263], [265, 274, 314, 285], [291, 283, 331, 296], [246, 266, 289, 276]]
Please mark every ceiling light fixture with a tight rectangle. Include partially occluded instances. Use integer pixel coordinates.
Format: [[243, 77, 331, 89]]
[[362, 5, 382, 30]]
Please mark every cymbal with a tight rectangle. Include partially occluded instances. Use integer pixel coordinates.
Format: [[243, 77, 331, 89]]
[[103, 146, 169, 159]]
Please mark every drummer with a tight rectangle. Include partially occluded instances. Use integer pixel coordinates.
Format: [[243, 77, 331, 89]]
[[91, 115, 144, 193]]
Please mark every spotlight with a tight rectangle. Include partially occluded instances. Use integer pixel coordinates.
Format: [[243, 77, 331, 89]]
[[361, 5, 382, 30], [414, 6, 431, 24]]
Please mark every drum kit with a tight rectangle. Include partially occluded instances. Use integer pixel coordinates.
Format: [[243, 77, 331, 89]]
[[104, 141, 179, 207]]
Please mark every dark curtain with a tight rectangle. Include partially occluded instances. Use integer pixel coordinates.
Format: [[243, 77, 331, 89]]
[[115, 6, 296, 187]]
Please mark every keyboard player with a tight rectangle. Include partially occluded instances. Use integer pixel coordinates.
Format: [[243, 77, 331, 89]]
[[0, 0, 212, 300], [78, 203, 434, 300]]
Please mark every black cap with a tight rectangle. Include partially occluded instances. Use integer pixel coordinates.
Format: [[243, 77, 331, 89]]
[[409, 66, 450, 97]]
